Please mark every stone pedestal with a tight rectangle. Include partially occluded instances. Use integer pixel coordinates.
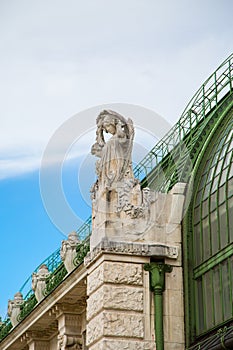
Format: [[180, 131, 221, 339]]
[[86, 182, 186, 350], [85, 250, 155, 350], [88, 112, 186, 350]]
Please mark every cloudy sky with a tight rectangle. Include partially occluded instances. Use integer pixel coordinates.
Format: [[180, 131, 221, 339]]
[[0, 0, 232, 317]]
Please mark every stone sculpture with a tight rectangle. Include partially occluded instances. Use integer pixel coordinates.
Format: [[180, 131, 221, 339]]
[[91, 109, 135, 189], [7, 292, 24, 327], [90, 110, 154, 248], [32, 264, 50, 302], [60, 231, 80, 273]]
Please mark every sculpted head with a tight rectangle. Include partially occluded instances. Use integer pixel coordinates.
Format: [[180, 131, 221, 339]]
[[67, 231, 79, 244], [102, 115, 117, 134], [14, 292, 23, 302], [97, 110, 127, 136]]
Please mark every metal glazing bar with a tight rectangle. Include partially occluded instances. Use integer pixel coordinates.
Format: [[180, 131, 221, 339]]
[[193, 243, 233, 278]]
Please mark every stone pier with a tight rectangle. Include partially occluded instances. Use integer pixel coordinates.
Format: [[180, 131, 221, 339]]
[[86, 110, 186, 350]]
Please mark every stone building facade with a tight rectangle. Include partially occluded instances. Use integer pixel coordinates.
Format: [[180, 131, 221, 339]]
[[0, 180, 185, 350], [0, 53, 233, 350]]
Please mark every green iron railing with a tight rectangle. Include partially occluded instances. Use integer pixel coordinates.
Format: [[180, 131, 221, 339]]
[[17, 247, 61, 305], [0, 240, 90, 341], [14, 52, 233, 308], [0, 318, 12, 342], [186, 326, 233, 349], [76, 215, 92, 241], [1, 53, 233, 341], [134, 53, 233, 180], [73, 54, 233, 240]]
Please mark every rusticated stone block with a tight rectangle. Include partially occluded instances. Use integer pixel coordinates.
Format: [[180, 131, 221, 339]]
[[86, 313, 103, 345], [86, 311, 144, 346], [87, 263, 104, 295], [87, 261, 143, 295], [87, 285, 143, 320], [89, 339, 155, 350], [103, 312, 144, 337]]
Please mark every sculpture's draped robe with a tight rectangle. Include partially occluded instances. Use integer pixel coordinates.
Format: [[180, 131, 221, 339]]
[[99, 132, 132, 188]]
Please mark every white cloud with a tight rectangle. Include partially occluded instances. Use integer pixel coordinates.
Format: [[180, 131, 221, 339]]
[[0, 0, 232, 179], [0, 155, 40, 180]]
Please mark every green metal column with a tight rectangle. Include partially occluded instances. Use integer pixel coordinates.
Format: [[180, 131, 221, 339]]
[[144, 262, 172, 350]]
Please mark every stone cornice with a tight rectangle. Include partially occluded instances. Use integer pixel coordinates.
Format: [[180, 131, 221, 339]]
[[0, 264, 87, 349], [84, 239, 178, 267]]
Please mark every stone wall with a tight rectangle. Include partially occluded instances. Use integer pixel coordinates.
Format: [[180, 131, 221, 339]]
[[86, 256, 155, 350], [86, 182, 186, 350]]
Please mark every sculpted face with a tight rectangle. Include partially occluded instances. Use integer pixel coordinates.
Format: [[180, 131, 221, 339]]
[[102, 116, 116, 134]]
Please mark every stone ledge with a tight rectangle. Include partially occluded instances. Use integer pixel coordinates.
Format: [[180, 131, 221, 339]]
[[89, 339, 155, 350], [84, 239, 178, 267]]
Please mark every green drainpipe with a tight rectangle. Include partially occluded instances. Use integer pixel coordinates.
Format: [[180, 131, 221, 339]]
[[144, 262, 173, 350]]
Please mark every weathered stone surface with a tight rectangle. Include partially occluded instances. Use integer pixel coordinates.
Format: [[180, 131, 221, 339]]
[[57, 334, 82, 350], [86, 312, 144, 346], [87, 263, 104, 295], [89, 339, 155, 350], [166, 266, 183, 291], [87, 261, 143, 295], [103, 261, 143, 285], [90, 111, 166, 249], [91, 110, 135, 191], [164, 342, 185, 350], [60, 231, 80, 273], [103, 312, 144, 337], [86, 313, 104, 345], [85, 240, 178, 266], [163, 315, 185, 344], [7, 292, 24, 327], [28, 340, 50, 350], [87, 285, 143, 320], [32, 264, 50, 302], [163, 289, 184, 317]]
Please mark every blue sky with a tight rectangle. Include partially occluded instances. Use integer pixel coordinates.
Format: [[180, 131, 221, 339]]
[[0, 0, 233, 318]]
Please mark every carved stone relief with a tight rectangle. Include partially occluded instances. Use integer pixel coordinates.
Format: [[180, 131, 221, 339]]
[[57, 334, 82, 350]]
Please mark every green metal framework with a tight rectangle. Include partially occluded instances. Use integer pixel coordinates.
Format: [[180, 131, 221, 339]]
[[1, 53, 233, 342], [187, 325, 233, 350], [135, 54, 233, 188], [0, 239, 89, 341], [184, 105, 233, 348]]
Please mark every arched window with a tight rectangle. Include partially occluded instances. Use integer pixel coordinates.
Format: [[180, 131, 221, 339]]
[[186, 109, 233, 341]]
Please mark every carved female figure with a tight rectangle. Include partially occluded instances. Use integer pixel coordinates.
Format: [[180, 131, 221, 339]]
[[91, 110, 134, 189]]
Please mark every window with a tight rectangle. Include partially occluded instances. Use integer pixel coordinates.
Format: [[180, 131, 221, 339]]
[[189, 114, 233, 337]]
